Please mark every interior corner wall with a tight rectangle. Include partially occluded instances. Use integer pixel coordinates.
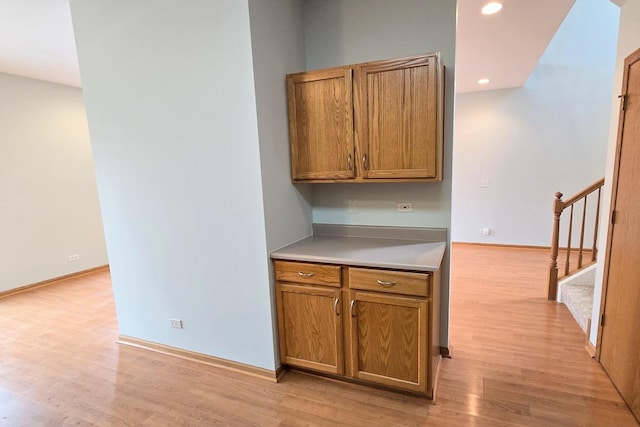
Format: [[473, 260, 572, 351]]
[[247, 0, 313, 363], [302, 0, 456, 347], [590, 0, 640, 345], [452, 0, 619, 246], [248, 0, 312, 253], [0, 73, 107, 293], [71, 0, 277, 370]]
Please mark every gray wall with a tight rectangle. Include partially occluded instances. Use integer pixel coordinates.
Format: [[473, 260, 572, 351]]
[[0, 73, 107, 293], [303, 0, 456, 347], [452, 0, 619, 246], [248, 0, 314, 362], [72, 0, 281, 370], [591, 0, 640, 344]]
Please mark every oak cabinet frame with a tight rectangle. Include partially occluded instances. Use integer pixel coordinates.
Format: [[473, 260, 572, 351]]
[[274, 260, 441, 398], [286, 53, 444, 183]]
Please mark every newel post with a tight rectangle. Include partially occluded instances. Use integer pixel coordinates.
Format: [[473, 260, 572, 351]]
[[548, 192, 564, 301]]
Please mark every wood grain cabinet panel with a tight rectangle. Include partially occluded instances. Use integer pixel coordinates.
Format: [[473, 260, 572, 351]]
[[276, 284, 344, 375], [274, 261, 341, 287], [286, 53, 443, 183], [349, 267, 429, 297], [348, 291, 428, 394], [274, 260, 440, 398], [286, 67, 355, 181], [356, 55, 441, 180]]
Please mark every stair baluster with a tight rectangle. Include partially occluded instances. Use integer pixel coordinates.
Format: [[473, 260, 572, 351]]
[[548, 178, 605, 301]]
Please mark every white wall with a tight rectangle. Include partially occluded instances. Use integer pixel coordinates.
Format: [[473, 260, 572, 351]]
[[247, 0, 314, 361], [0, 73, 107, 293], [452, 0, 619, 246], [590, 0, 640, 344], [303, 0, 456, 347], [72, 0, 277, 370]]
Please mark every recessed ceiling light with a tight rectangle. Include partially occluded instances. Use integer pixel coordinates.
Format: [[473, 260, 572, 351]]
[[478, 78, 490, 85], [482, 2, 503, 15]]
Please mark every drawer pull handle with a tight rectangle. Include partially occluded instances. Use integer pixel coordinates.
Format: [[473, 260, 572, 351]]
[[297, 272, 315, 278], [334, 297, 340, 316], [350, 300, 356, 317], [377, 279, 397, 287]]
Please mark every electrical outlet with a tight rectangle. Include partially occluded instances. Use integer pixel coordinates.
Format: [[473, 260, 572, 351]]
[[397, 202, 413, 212], [68, 254, 80, 261], [480, 179, 489, 188], [170, 319, 183, 329]]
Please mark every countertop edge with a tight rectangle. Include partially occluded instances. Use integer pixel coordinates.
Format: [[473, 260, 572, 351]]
[[271, 252, 442, 272], [271, 233, 447, 272]]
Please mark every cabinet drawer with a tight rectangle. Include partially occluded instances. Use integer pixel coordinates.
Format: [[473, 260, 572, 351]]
[[348, 268, 429, 297], [274, 261, 341, 287]]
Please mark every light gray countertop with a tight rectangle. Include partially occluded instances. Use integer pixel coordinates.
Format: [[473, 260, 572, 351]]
[[271, 224, 447, 272]]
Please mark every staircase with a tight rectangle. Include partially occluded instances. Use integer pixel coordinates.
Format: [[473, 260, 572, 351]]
[[558, 265, 595, 332], [548, 178, 604, 333]]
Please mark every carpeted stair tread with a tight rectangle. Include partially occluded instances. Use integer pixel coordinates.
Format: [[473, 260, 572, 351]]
[[561, 282, 594, 332]]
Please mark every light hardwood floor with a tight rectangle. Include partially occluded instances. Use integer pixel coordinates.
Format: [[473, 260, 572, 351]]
[[1, 246, 637, 426]]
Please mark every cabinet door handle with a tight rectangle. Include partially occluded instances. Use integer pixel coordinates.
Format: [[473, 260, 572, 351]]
[[347, 154, 353, 171], [362, 154, 368, 170], [350, 300, 356, 317], [297, 272, 314, 277], [376, 279, 397, 287], [334, 297, 340, 316]]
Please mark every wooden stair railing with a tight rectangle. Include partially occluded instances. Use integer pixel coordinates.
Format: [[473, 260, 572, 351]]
[[548, 178, 605, 300]]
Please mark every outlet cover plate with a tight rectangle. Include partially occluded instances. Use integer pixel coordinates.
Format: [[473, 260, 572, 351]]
[[397, 202, 413, 212]]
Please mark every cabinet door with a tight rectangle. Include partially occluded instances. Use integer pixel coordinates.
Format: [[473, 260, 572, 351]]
[[286, 67, 355, 181], [348, 291, 428, 394], [276, 283, 344, 374], [356, 54, 442, 180]]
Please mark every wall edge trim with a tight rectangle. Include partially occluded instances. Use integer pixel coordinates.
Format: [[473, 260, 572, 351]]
[[117, 335, 280, 383], [0, 265, 110, 300]]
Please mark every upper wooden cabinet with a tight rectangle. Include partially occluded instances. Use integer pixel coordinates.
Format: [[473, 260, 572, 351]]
[[356, 55, 442, 180], [286, 67, 355, 180], [286, 53, 444, 183]]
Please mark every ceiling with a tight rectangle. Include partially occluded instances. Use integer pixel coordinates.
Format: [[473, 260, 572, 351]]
[[0, 1, 618, 93], [0, 0, 80, 87], [456, 0, 575, 93]]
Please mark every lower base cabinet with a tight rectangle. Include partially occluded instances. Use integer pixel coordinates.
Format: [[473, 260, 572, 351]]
[[275, 284, 344, 375], [349, 291, 429, 394], [274, 260, 441, 398]]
